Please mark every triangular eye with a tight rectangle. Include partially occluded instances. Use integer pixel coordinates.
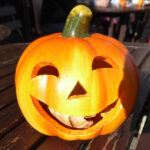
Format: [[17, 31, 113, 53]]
[[32, 63, 59, 78], [92, 56, 119, 70]]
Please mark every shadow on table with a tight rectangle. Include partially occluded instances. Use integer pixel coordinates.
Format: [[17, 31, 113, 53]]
[[130, 71, 150, 132]]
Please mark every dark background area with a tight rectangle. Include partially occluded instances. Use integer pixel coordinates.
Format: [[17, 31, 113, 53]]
[[0, 0, 88, 44], [0, 0, 148, 44]]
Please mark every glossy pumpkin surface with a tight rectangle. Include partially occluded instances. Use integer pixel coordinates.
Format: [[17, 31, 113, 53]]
[[15, 5, 139, 140]]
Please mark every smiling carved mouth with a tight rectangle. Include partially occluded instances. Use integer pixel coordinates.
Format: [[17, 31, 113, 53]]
[[34, 99, 118, 129]]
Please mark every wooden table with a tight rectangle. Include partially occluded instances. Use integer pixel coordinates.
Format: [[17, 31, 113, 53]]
[[0, 42, 150, 150], [94, 4, 150, 41]]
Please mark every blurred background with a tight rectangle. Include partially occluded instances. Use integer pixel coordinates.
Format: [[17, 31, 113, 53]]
[[0, 0, 150, 44]]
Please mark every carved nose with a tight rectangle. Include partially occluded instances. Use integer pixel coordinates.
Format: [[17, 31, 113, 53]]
[[68, 81, 87, 99]]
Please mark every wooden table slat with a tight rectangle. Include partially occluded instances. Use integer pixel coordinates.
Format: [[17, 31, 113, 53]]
[[0, 64, 16, 78], [124, 42, 150, 49], [0, 86, 16, 110], [37, 137, 82, 150], [0, 73, 14, 91], [130, 51, 150, 130], [0, 49, 23, 62], [136, 103, 150, 150], [0, 121, 44, 150], [0, 44, 26, 68], [139, 51, 150, 73], [0, 56, 19, 68], [87, 115, 133, 150], [0, 102, 23, 138], [0, 43, 27, 54], [130, 48, 150, 66]]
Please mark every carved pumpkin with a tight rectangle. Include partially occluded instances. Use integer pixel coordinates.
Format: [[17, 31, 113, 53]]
[[15, 5, 139, 140]]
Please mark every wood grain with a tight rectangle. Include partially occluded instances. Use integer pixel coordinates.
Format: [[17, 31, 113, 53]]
[[38, 137, 82, 150], [0, 102, 23, 138], [136, 109, 150, 150], [0, 86, 16, 110], [0, 74, 15, 91], [0, 122, 44, 150], [0, 64, 16, 78]]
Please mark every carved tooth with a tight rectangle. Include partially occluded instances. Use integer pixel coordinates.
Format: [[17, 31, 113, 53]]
[[48, 107, 94, 129], [78, 120, 93, 129], [69, 116, 93, 128], [48, 107, 72, 127]]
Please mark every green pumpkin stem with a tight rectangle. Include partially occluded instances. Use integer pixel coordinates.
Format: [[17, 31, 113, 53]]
[[62, 5, 92, 38]]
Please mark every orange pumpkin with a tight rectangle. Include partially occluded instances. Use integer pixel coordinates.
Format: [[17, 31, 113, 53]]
[[15, 5, 139, 140]]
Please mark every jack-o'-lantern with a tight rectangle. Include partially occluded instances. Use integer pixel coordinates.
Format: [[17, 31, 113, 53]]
[[15, 5, 139, 140]]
